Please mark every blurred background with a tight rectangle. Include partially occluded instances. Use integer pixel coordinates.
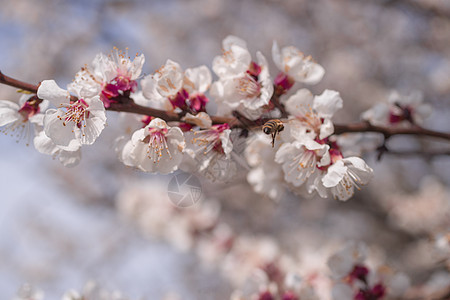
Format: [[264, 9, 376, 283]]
[[0, 0, 449, 299]]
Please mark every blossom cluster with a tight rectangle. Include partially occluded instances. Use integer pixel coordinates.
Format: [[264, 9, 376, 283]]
[[0, 36, 435, 201], [116, 181, 421, 300]]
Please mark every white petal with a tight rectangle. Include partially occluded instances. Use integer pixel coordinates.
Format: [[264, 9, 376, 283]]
[[299, 62, 325, 85], [119, 139, 137, 167], [184, 65, 212, 94], [0, 100, 20, 126], [85, 95, 105, 111], [148, 118, 169, 130], [131, 128, 146, 144], [58, 148, 81, 167], [219, 129, 233, 157], [80, 111, 106, 145], [271, 41, 283, 71], [34, 129, 59, 155], [313, 89, 343, 118], [285, 89, 314, 117], [130, 54, 145, 80], [361, 103, 389, 126], [344, 157, 373, 185], [156, 59, 184, 97], [182, 112, 212, 128], [37, 80, 70, 106], [44, 109, 78, 148], [319, 118, 334, 139], [331, 284, 354, 300], [322, 160, 346, 188], [141, 75, 164, 101], [223, 35, 248, 50]]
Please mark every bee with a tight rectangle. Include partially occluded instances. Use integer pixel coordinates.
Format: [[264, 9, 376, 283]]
[[262, 119, 284, 148]]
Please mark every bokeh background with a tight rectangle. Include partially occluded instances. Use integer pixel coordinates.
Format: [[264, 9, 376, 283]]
[[0, 0, 449, 299]]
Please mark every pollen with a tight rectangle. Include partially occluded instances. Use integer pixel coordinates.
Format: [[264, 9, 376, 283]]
[[236, 75, 261, 99], [147, 129, 172, 163]]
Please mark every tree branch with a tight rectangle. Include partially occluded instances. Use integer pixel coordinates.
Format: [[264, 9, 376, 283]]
[[1, 71, 450, 142]]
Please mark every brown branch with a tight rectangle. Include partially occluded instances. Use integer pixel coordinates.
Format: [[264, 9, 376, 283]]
[[0, 71, 39, 94], [381, 148, 450, 158], [1, 71, 450, 142], [334, 122, 450, 140]]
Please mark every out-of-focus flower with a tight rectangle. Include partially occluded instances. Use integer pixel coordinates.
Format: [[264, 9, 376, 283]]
[[361, 91, 432, 127], [386, 176, 449, 234], [328, 242, 410, 300], [13, 284, 44, 300], [245, 133, 285, 201], [38, 80, 106, 150]]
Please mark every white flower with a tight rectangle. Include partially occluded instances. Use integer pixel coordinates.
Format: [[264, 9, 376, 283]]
[[327, 241, 368, 280], [272, 41, 325, 85], [388, 90, 431, 125], [0, 95, 48, 144], [211, 36, 273, 119], [322, 157, 373, 201], [13, 284, 44, 300], [149, 59, 184, 99], [125, 118, 185, 174], [275, 138, 330, 187], [38, 80, 106, 150], [69, 48, 145, 107], [361, 90, 432, 127], [284, 89, 343, 140], [331, 283, 354, 300], [212, 35, 251, 79], [142, 62, 211, 113], [183, 123, 236, 181], [183, 65, 212, 112]]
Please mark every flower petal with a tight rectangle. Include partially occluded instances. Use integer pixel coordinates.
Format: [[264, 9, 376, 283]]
[[313, 89, 343, 118], [37, 80, 70, 106]]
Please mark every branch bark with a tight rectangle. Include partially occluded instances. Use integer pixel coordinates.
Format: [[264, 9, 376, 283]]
[[1, 71, 450, 142]]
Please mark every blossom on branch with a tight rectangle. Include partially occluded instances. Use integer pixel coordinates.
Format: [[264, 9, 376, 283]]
[[272, 41, 325, 93], [361, 91, 432, 127], [69, 48, 145, 108], [211, 35, 273, 120], [141, 60, 211, 113], [123, 118, 185, 174], [38, 80, 106, 150], [0, 95, 48, 145]]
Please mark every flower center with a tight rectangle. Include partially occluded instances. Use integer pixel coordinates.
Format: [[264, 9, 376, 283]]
[[389, 103, 413, 124], [192, 124, 230, 155], [294, 106, 323, 135], [237, 74, 261, 98], [18, 97, 42, 122], [146, 128, 171, 163], [61, 99, 89, 128]]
